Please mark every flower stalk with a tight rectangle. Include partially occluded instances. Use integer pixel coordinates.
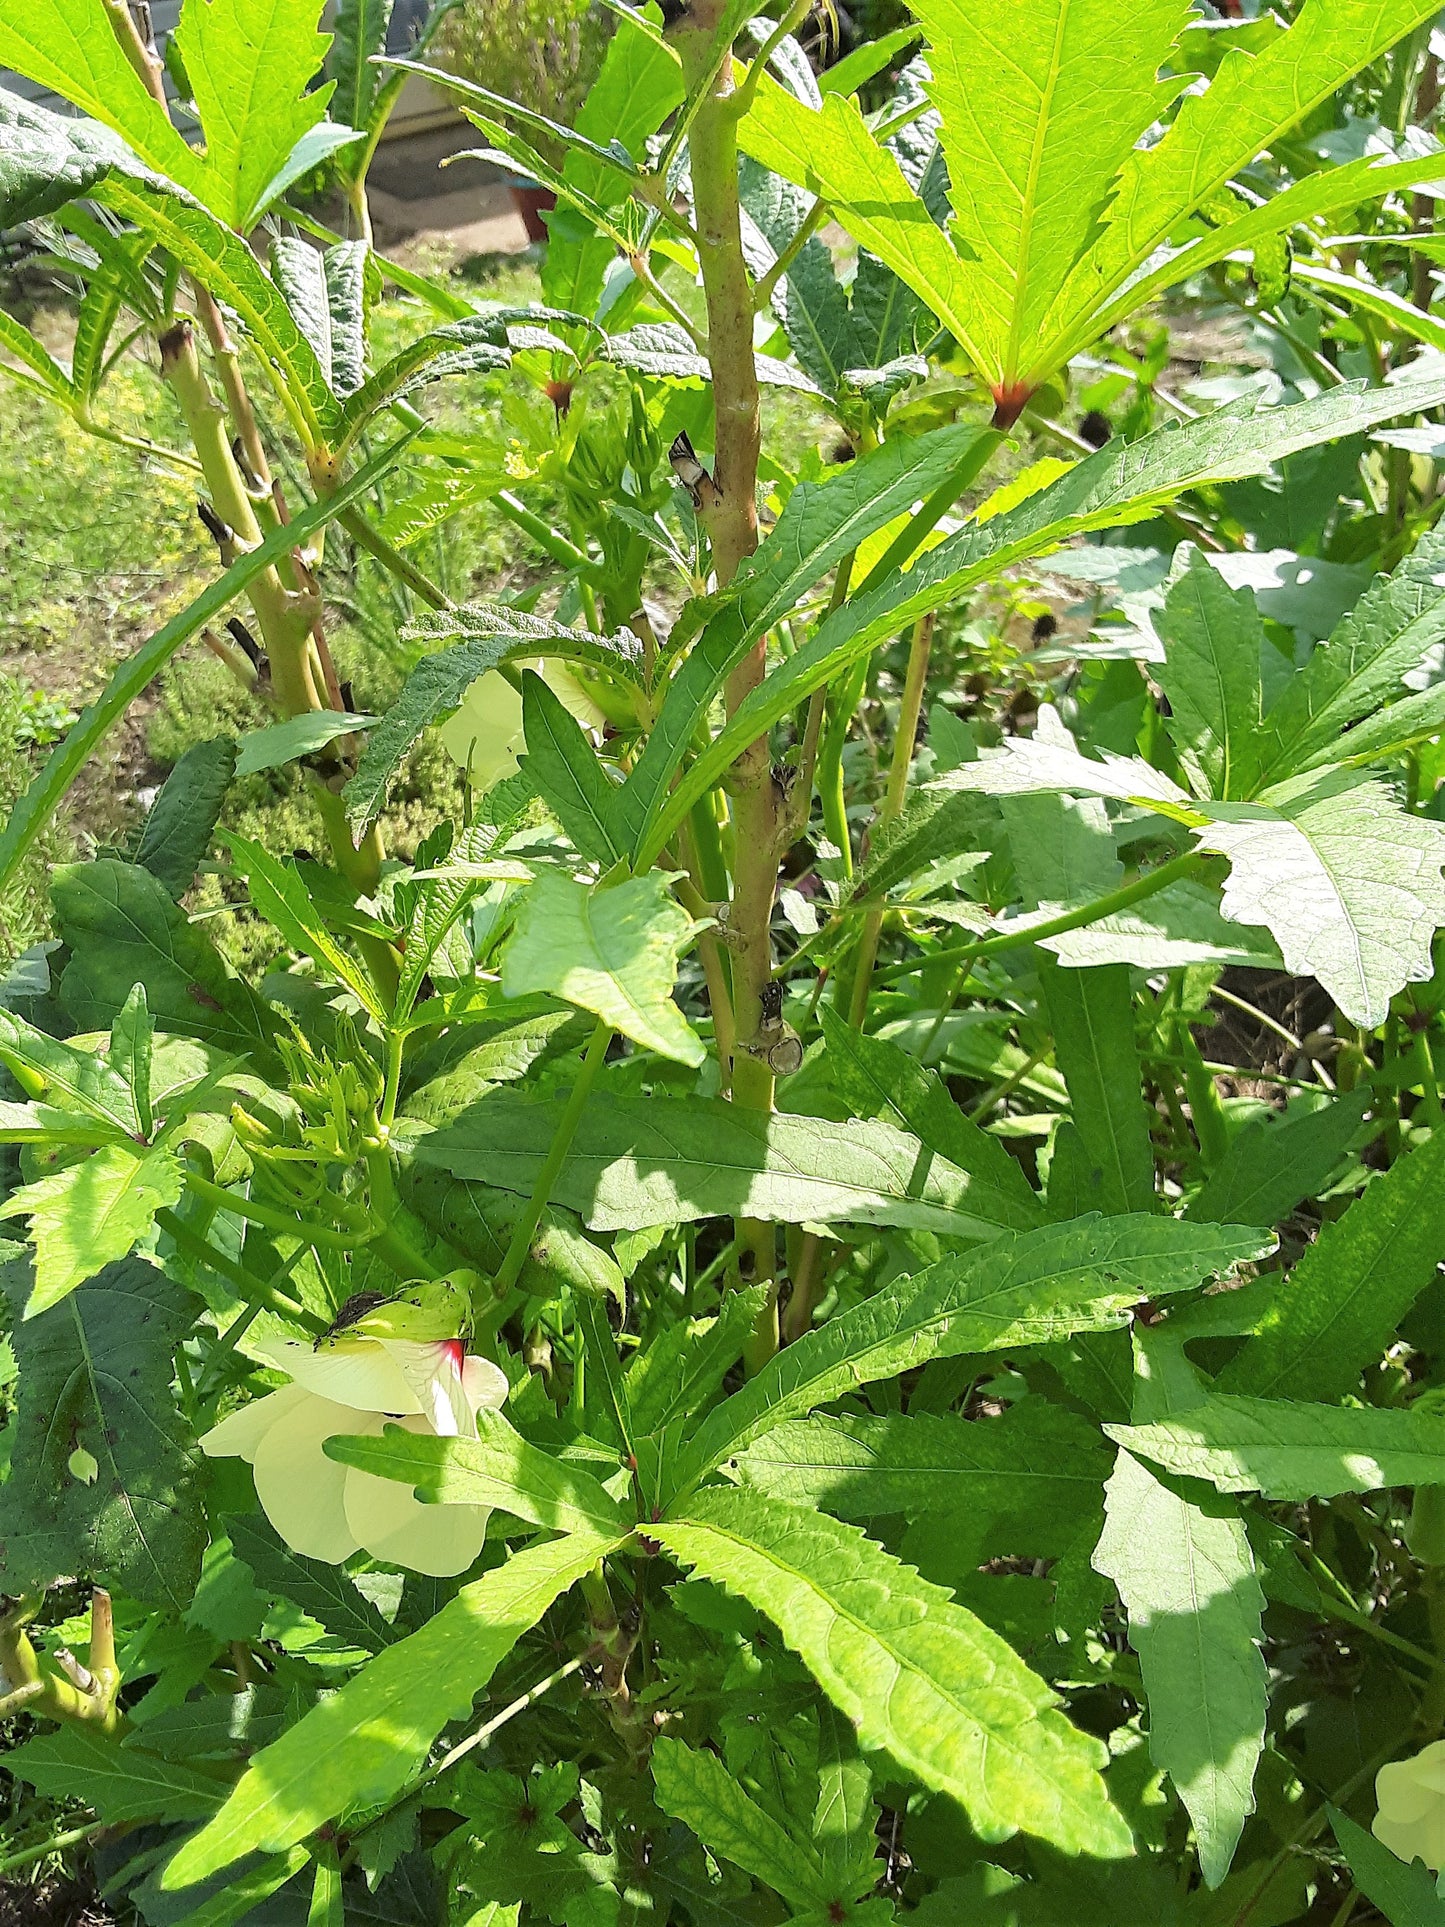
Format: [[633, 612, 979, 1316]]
[[848, 610, 936, 1026]]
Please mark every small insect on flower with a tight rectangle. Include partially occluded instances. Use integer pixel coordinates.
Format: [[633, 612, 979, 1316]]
[[202, 1277, 508, 1576], [315, 1290, 391, 1347]]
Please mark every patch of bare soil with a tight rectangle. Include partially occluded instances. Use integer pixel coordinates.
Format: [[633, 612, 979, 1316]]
[[0, 1872, 114, 1926]]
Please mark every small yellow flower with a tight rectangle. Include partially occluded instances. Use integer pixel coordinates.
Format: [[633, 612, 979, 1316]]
[[201, 1334, 508, 1578], [1374, 1740, 1445, 1871]]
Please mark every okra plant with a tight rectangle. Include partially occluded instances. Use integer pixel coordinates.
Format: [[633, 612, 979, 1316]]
[[8, 0, 1445, 1921]]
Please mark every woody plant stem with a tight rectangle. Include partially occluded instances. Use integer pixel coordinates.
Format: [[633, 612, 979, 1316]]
[[676, 0, 785, 1370], [104, 0, 396, 1002]]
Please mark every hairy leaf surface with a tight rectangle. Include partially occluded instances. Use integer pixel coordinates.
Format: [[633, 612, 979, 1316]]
[[818, 1006, 1045, 1232], [1094, 1451, 1266, 1887], [346, 607, 640, 830], [325, 1411, 631, 1537], [174, 0, 333, 231], [639, 379, 1445, 865], [1199, 776, 1445, 1028], [1159, 550, 1267, 801], [410, 1093, 1058, 1237], [730, 1402, 1108, 1534], [910, 0, 1190, 383], [6, 1725, 228, 1824], [654, 1489, 1131, 1857], [0, 1139, 182, 1316], [676, 1215, 1269, 1489], [1219, 1122, 1445, 1399], [652, 1740, 828, 1910], [0, 1256, 204, 1610], [0, 5, 204, 195], [502, 872, 704, 1067]]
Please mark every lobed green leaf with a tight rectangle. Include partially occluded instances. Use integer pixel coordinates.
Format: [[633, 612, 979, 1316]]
[[654, 1489, 1132, 1858]]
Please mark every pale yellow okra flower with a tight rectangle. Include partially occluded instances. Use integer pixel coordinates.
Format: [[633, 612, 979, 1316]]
[[201, 1333, 508, 1578], [1375, 1740, 1445, 1873]]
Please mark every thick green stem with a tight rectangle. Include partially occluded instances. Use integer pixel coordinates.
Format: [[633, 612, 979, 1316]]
[[102, 0, 278, 491], [0, 1822, 109, 1879], [160, 321, 391, 993], [781, 1230, 826, 1344], [893, 851, 1202, 993], [495, 490, 602, 579], [156, 1206, 323, 1328], [0, 1589, 122, 1733], [158, 322, 322, 721], [493, 1018, 613, 1297], [105, 0, 393, 954]]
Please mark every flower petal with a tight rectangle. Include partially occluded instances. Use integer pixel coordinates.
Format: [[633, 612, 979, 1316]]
[[251, 1393, 377, 1564], [542, 661, 607, 737], [343, 1417, 490, 1577], [1378, 1759, 1437, 1828], [1373, 1806, 1428, 1866], [438, 670, 524, 789], [1408, 1739, 1445, 1794], [462, 1353, 511, 1417], [1374, 1802, 1445, 1873], [378, 1338, 471, 1437], [199, 1383, 308, 1462], [256, 1337, 423, 1415]]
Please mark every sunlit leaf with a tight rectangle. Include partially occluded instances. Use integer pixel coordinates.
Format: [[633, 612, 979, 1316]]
[[501, 871, 705, 1067], [162, 1528, 624, 1885], [1094, 1451, 1266, 1887], [654, 1489, 1132, 1858]]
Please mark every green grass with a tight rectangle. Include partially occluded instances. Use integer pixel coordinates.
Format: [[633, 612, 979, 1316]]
[[0, 266, 544, 965], [0, 247, 840, 969]]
